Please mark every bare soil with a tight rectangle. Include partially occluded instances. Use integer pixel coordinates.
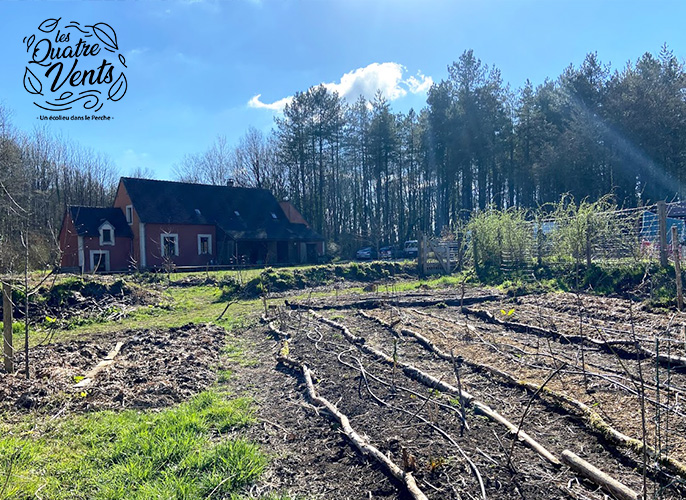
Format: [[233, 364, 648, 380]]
[[248, 288, 686, 499], [0, 323, 225, 413], [4, 284, 686, 499]]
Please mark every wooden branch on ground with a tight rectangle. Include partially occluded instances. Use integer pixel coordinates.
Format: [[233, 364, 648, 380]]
[[367, 311, 686, 480], [561, 450, 639, 500], [74, 341, 123, 389], [286, 294, 500, 312], [317, 310, 561, 467], [462, 306, 686, 368], [276, 354, 429, 500]]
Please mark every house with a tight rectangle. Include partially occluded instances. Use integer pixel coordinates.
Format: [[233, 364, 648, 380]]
[[59, 206, 133, 273], [59, 177, 325, 272]]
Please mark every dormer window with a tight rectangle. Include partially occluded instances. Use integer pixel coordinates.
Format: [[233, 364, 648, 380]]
[[99, 222, 115, 246]]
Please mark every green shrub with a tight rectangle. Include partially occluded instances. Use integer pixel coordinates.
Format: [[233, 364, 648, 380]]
[[468, 207, 533, 277]]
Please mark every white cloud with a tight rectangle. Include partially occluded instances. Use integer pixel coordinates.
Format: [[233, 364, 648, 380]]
[[248, 62, 433, 112], [126, 48, 148, 58], [405, 72, 434, 94], [248, 94, 294, 112], [324, 62, 431, 101]]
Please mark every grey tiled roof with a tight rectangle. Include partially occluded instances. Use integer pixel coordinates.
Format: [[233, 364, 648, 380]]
[[121, 177, 324, 241], [68, 206, 133, 238]]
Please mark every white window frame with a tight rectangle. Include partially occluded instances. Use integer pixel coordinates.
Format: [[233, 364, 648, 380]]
[[197, 234, 212, 255], [99, 222, 115, 246], [161, 233, 179, 257], [89, 250, 110, 272], [125, 205, 133, 224]]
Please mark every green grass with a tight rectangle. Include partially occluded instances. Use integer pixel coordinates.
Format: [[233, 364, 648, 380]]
[[0, 391, 264, 500], [18, 285, 261, 345]]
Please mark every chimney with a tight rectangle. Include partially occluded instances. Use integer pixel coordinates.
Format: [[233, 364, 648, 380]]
[[226, 179, 235, 187]]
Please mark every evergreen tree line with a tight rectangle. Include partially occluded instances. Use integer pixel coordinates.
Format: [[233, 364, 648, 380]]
[[179, 47, 686, 257]]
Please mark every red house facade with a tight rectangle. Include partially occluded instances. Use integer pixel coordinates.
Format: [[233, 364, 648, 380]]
[[59, 178, 325, 272], [59, 207, 133, 272]]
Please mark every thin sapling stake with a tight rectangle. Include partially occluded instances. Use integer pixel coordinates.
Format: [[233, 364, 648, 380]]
[[506, 364, 564, 470], [451, 349, 469, 435]]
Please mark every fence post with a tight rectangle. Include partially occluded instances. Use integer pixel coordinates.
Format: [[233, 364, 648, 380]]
[[585, 223, 592, 267], [658, 201, 668, 267], [422, 233, 428, 276], [3, 283, 13, 373], [417, 231, 424, 278], [536, 220, 543, 266], [672, 225, 683, 311]]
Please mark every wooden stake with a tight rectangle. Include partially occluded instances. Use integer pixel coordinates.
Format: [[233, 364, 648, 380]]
[[3, 283, 13, 373], [658, 201, 668, 267], [672, 225, 683, 311], [561, 450, 639, 500]]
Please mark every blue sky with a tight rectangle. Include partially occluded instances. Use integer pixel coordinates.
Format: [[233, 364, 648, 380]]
[[0, 0, 684, 180]]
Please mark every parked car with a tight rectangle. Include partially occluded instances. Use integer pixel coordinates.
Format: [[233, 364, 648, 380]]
[[355, 246, 378, 260], [379, 245, 401, 260], [404, 240, 418, 258]]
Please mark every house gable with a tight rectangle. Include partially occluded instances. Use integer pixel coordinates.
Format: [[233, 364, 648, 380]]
[[59, 206, 133, 272]]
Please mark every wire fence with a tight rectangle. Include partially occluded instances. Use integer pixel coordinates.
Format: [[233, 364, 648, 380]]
[[422, 201, 686, 275]]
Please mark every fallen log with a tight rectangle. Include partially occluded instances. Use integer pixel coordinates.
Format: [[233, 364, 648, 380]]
[[314, 310, 561, 467], [276, 354, 429, 500], [287, 294, 500, 311], [74, 341, 123, 389], [462, 306, 686, 368], [561, 450, 639, 500], [366, 311, 686, 481]]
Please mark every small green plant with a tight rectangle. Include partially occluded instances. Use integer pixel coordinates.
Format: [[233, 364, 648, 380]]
[[216, 369, 232, 383]]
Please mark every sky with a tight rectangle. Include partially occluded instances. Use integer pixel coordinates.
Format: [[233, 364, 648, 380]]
[[0, 0, 684, 180]]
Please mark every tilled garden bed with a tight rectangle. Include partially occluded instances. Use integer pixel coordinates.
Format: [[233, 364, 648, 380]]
[[0, 323, 225, 413], [258, 290, 686, 499]]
